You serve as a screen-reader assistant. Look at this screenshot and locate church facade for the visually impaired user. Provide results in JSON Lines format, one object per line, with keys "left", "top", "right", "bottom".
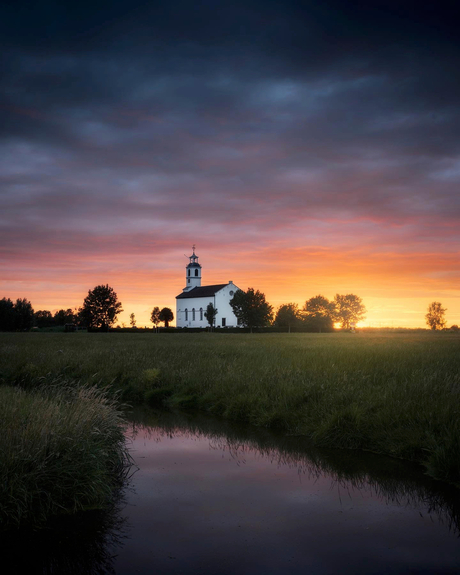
{"left": 176, "top": 247, "right": 241, "bottom": 328}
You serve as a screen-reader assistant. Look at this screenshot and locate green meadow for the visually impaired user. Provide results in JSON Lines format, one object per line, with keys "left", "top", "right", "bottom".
{"left": 1, "top": 330, "right": 460, "bottom": 527}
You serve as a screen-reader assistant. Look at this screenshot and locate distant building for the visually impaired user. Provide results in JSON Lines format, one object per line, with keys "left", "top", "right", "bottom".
{"left": 175, "top": 247, "right": 241, "bottom": 328}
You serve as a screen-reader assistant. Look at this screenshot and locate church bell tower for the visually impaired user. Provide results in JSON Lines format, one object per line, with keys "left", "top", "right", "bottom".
{"left": 183, "top": 245, "right": 202, "bottom": 292}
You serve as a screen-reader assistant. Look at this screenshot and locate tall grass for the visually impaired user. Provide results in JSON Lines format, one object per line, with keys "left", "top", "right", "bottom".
{"left": 1, "top": 331, "right": 459, "bottom": 486}
{"left": 0, "top": 380, "right": 131, "bottom": 529}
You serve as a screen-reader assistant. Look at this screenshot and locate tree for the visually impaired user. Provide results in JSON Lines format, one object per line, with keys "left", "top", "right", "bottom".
{"left": 0, "top": 298, "right": 16, "bottom": 331}
{"left": 230, "top": 288, "right": 273, "bottom": 331}
{"left": 159, "top": 307, "right": 174, "bottom": 327}
{"left": 274, "top": 303, "right": 301, "bottom": 329}
{"left": 130, "top": 313, "right": 136, "bottom": 328}
{"left": 79, "top": 285, "right": 123, "bottom": 331}
{"left": 14, "top": 298, "right": 35, "bottom": 331}
{"left": 34, "top": 310, "right": 54, "bottom": 329}
{"left": 150, "top": 307, "right": 161, "bottom": 329}
{"left": 204, "top": 303, "right": 218, "bottom": 328}
{"left": 425, "top": 302, "right": 447, "bottom": 330}
{"left": 333, "top": 294, "right": 366, "bottom": 329}
{"left": 303, "top": 295, "right": 335, "bottom": 332}
{"left": 54, "top": 308, "right": 77, "bottom": 326}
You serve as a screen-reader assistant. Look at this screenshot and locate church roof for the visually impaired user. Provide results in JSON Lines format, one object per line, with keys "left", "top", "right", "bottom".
{"left": 176, "top": 284, "right": 228, "bottom": 299}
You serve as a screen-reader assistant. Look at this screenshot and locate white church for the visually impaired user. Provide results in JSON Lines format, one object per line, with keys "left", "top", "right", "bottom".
{"left": 176, "top": 247, "right": 241, "bottom": 328}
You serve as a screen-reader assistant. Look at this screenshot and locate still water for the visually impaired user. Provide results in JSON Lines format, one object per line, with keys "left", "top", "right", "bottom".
{"left": 4, "top": 408, "right": 460, "bottom": 574}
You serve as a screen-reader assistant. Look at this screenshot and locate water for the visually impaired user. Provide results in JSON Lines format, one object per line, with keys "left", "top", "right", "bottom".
{"left": 4, "top": 408, "right": 460, "bottom": 574}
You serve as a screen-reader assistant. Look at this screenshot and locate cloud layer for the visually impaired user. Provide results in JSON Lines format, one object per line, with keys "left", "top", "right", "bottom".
{"left": 1, "top": 1, "right": 459, "bottom": 325}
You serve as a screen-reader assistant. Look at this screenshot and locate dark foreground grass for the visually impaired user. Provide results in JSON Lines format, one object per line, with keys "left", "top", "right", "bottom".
{"left": 0, "top": 381, "right": 131, "bottom": 529}
{"left": 1, "top": 331, "right": 460, "bottom": 486}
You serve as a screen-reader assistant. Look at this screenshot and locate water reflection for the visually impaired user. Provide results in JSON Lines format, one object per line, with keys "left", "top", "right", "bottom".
{"left": 128, "top": 407, "right": 460, "bottom": 539}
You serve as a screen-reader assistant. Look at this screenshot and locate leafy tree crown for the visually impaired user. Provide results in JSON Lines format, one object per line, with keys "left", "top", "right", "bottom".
{"left": 274, "top": 303, "right": 300, "bottom": 327}
{"left": 425, "top": 302, "right": 447, "bottom": 330}
{"left": 150, "top": 306, "right": 161, "bottom": 326}
{"left": 79, "top": 284, "right": 123, "bottom": 330}
{"left": 230, "top": 288, "right": 273, "bottom": 330}
{"left": 333, "top": 294, "right": 366, "bottom": 329}
{"left": 159, "top": 307, "right": 174, "bottom": 327}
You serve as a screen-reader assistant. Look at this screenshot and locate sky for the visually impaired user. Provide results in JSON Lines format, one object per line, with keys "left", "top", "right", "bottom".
{"left": 1, "top": 0, "right": 459, "bottom": 327}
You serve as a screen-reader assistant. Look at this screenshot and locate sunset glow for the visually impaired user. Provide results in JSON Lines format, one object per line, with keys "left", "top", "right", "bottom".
{"left": 1, "top": 2, "right": 459, "bottom": 328}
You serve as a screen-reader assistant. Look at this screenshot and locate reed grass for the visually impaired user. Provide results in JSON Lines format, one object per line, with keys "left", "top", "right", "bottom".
{"left": 0, "top": 379, "right": 131, "bottom": 529}
{"left": 1, "top": 331, "right": 459, "bottom": 486}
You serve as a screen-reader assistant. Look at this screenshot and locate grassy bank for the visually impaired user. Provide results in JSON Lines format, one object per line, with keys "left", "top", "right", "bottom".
{"left": 0, "top": 381, "right": 131, "bottom": 529}
{"left": 1, "top": 331, "right": 460, "bottom": 486}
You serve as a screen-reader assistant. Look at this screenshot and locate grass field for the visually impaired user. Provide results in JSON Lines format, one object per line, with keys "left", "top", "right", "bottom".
{"left": 1, "top": 331, "right": 460, "bottom": 487}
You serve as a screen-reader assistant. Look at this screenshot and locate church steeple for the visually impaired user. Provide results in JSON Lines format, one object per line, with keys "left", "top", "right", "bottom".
{"left": 183, "top": 244, "right": 202, "bottom": 291}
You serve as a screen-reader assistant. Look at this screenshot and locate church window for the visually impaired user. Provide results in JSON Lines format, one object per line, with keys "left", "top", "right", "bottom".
{"left": 192, "top": 308, "right": 195, "bottom": 321}
{"left": 188, "top": 269, "right": 190, "bottom": 276}
{"left": 185, "top": 309, "right": 188, "bottom": 321}
{"left": 195, "top": 269, "right": 199, "bottom": 277}
{"left": 200, "top": 307, "right": 203, "bottom": 321}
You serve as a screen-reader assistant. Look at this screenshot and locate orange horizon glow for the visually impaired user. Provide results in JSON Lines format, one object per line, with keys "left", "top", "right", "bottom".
{"left": 2, "top": 244, "right": 459, "bottom": 329}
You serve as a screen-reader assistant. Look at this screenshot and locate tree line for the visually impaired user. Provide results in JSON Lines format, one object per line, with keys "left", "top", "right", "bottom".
{"left": 0, "top": 286, "right": 175, "bottom": 332}
{"left": 274, "top": 294, "right": 366, "bottom": 332}
{"left": 0, "top": 297, "right": 81, "bottom": 331}
{"left": 232, "top": 292, "right": 457, "bottom": 332}
{"left": 0, "top": 284, "right": 456, "bottom": 332}
{"left": 229, "top": 290, "right": 366, "bottom": 332}
{"left": 0, "top": 298, "right": 37, "bottom": 331}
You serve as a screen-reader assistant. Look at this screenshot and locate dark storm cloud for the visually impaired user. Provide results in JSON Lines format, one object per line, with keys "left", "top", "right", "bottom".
{"left": 3, "top": 1, "right": 458, "bottom": 62}
{"left": 1, "top": 0, "right": 460, "bottom": 263}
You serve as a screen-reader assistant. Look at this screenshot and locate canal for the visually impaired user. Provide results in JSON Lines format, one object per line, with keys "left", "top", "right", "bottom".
{"left": 5, "top": 407, "right": 460, "bottom": 573}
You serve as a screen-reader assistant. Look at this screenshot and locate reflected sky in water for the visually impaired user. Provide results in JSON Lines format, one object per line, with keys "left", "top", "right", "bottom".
{"left": 112, "top": 410, "right": 460, "bottom": 574}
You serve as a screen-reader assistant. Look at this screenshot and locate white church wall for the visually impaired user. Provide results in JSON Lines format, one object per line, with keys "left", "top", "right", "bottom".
{"left": 176, "top": 282, "right": 241, "bottom": 328}
{"left": 214, "top": 282, "right": 239, "bottom": 327}
{"left": 176, "top": 297, "right": 213, "bottom": 328}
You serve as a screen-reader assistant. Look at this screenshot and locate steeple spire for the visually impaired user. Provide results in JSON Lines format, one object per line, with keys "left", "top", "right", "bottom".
{"left": 189, "top": 245, "right": 198, "bottom": 264}
{"left": 183, "top": 245, "right": 202, "bottom": 291}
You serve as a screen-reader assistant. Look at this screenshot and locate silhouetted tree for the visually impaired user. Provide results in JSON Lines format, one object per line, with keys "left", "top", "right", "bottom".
{"left": 150, "top": 307, "right": 161, "bottom": 330}
{"left": 79, "top": 285, "right": 123, "bottom": 331}
{"left": 0, "top": 298, "right": 16, "bottom": 331}
{"left": 159, "top": 307, "right": 174, "bottom": 327}
{"left": 230, "top": 288, "right": 273, "bottom": 332}
{"left": 204, "top": 303, "right": 218, "bottom": 328}
{"left": 426, "top": 302, "right": 447, "bottom": 330}
{"left": 274, "top": 303, "right": 301, "bottom": 329}
{"left": 34, "top": 310, "right": 54, "bottom": 329}
{"left": 333, "top": 294, "right": 366, "bottom": 329}
{"left": 54, "top": 309, "right": 77, "bottom": 326}
{"left": 129, "top": 313, "right": 136, "bottom": 328}
{"left": 303, "top": 295, "right": 335, "bottom": 332}
{"left": 13, "top": 298, "right": 35, "bottom": 331}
